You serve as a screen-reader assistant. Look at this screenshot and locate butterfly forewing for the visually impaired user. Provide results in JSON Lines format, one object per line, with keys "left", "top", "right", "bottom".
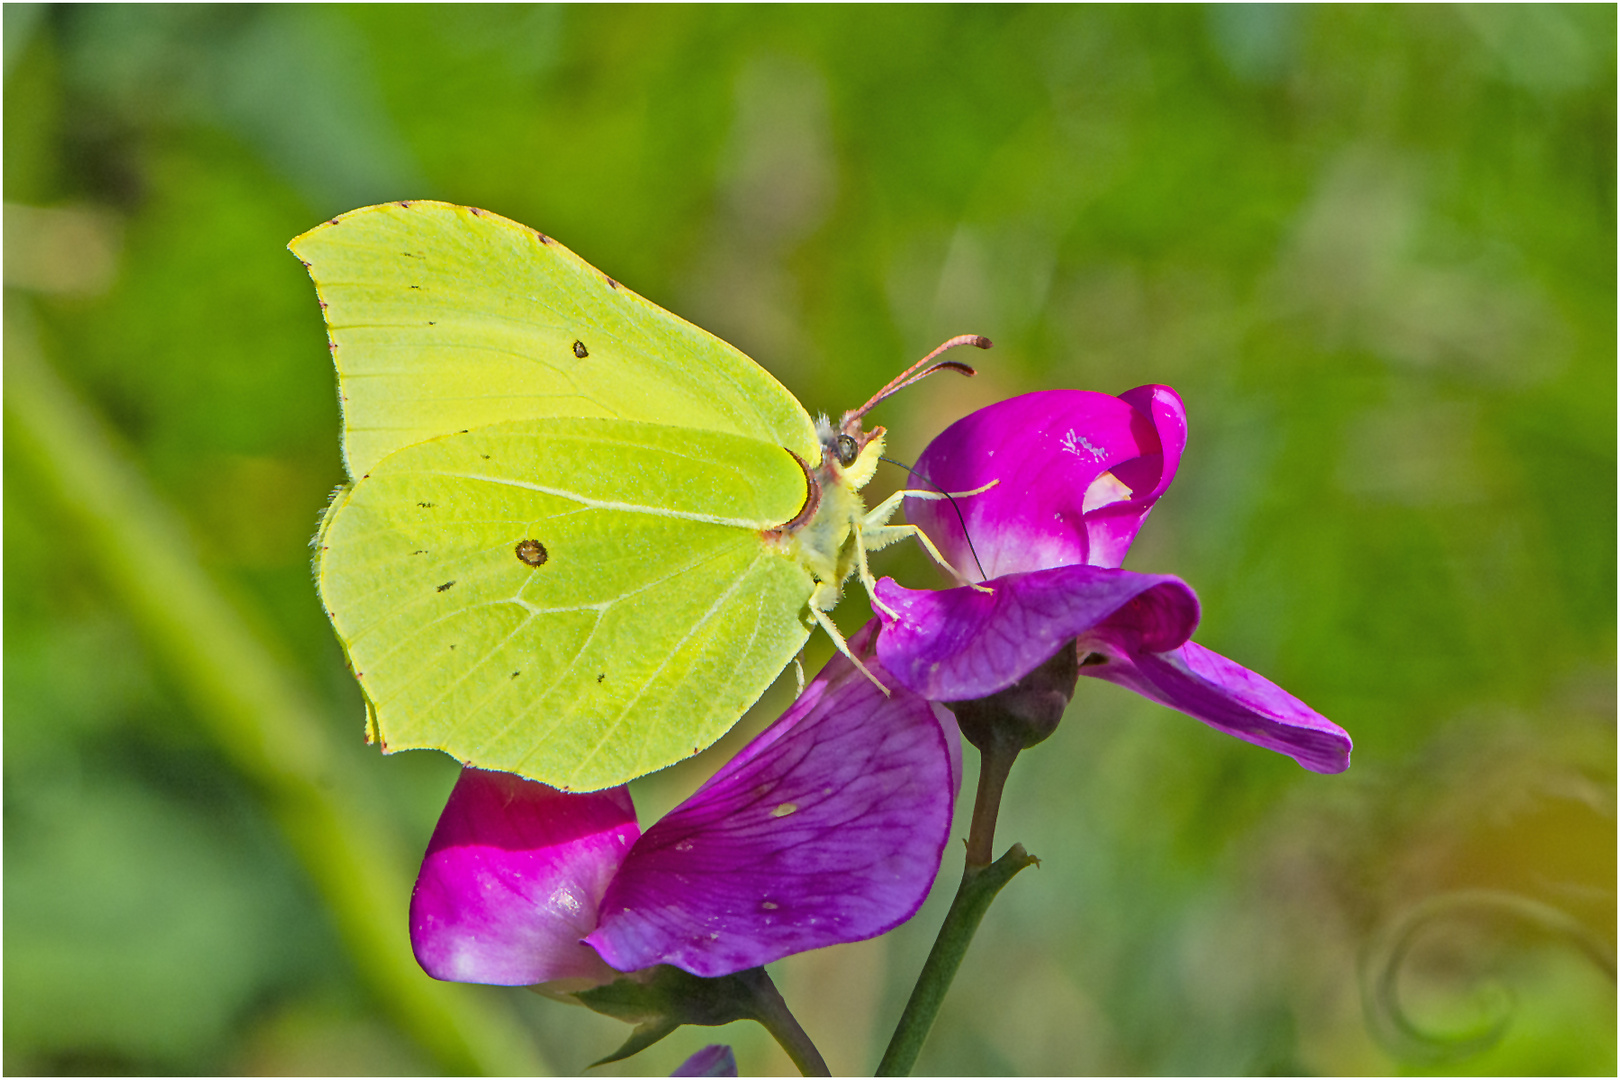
{"left": 317, "top": 417, "right": 817, "bottom": 791}
{"left": 290, "top": 201, "right": 820, "bottom": 479}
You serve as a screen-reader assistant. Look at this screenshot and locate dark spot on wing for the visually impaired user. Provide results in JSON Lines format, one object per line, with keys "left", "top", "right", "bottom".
{"left": 604, "top": 276, "right": 619, "bottom": 289}
{"left": 397, "top": 200, "right": 412, "bottom": 208}
{"left": 573, "top": 340, "right": 589, "bottom": 358}
{"left": 418, "top": 501, "right": 434, "bottom": 508}
{"left": 427, "top": 320, "right": 436, "bottom": 325}
{"left": 511, "top": 670, "right": 520, "bottom": 679}
{"left": 516, "top": 539, "right": 548, "bottom": 567}
{"left": 596, "top": 673, "right": 605, "bottom": 684}
{"left": 402, "top": 250, "right": 424, "bottom": 258}
{"left": 411, "top": 549, "right": 427, "bottom": 555}
{"left": 470, "top": 207, "right": 486, "bottom": 217}
{"left": 437, "top": 581, "right": 455, "bottom": 592}
{"left": 409, "top": 284, "right": 421, "bottom": 290}
{"left": 480, "top": 453, "right": 491, "bottom": 460}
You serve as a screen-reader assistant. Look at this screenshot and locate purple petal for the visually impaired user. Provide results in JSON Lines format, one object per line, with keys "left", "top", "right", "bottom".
{"left": 672, "top": 1045, "right": 738, "bottom": 1077}
{"left": 1077, "top": 636, "right": 1352, "bottom": 774}
{"left": 586, "top": 623, "right": 959, "bottom": 978}
{"left": 874, "top": 567, "right": 1200, "bottom": 701}
{"left": 906, "top": 386, "right": 1187, "bottom": 577}
{"left": 410, "top": 767, "right": 639, "bottom": 986}
{"left": 935, "top": 699, "right": 965, "bottom": 798}
{"left": 1092, "top": 385, "right": 1188, "bottom": 568}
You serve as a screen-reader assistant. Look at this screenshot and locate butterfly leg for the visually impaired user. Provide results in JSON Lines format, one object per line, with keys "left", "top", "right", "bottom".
{"left": 848, "top": 520, "right": 917, "bottom": 618}
{"left": 809, "top": 605, "right": 889, "bottom": 695}
{"left": 857, "top": 520, "right": 993, "bottom": 620}
{"left": 856, "top": 488, "right": 994, "bottom": 598}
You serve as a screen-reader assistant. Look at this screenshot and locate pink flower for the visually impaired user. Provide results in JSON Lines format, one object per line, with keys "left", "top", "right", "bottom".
{"left": 408, "top": 624, "right": 962, "bottom": 986}
{"left": 875, "top": 387, "right": 1351, "bottom": 773}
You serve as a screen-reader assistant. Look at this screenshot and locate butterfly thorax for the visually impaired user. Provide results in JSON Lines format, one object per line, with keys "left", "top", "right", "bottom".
{"left": 769, "top": 417, "right": 885, "bottom": 613}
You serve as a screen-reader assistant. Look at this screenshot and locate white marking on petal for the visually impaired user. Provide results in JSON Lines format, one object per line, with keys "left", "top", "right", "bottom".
{"left": 549, "top": 885, "right": 583, "bottom": 917}
{"left": 1060, "top": 428, "right": 1107, "bottom": 461}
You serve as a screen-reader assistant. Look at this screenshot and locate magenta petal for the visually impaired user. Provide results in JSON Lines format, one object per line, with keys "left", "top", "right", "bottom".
{"left": 874, "top": 567, "right": 1200, "bottom": 701}
{"left": 1079, "top": 636, "right": 1353, "bottom": 774}
{"left": 1087, "top": 385, "right": 1189, "bottom": 568}
{"left": 585, "top": 623, "right": 959, "bottom": 978}
{"left": 935, "top": 700, "right": 965, "bottom": 797}
{"left": 672, "top": 1045, "right": 738, "bottom": 1077}
{"left": 906, "top": 387, "right": 1186, "bottom": 577}
{"left": 410, "top": 767, "right": 640, "bottom": 986}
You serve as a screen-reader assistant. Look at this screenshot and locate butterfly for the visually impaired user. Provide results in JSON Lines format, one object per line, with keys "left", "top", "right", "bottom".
{"left": 291, "top": 201, "right": 984, "bottom": 791}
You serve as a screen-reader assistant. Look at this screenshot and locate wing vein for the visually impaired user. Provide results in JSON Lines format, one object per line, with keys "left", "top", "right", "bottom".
{"left": 421, "top": 470, "right": 774, "bottom": 528}
{"left": 554, "top": 549, "right": 784, "bottom": 784}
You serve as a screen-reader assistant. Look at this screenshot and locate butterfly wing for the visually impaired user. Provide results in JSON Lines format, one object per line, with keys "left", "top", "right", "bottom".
{"left": 289, "top": 200, "right": 821, "bottom": 479}
{"left": 317, "top": 417, "right": 815, "bottom": 792}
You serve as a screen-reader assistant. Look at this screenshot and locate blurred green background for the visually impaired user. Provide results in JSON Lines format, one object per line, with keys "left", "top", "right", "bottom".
{"left": 5, "top": 4, "right": 1614, "bottom": 1075}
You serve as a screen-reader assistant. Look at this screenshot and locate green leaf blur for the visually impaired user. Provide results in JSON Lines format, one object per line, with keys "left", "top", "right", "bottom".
{"left": 5, "top": 5, "right": 1613, "bottom": 1075}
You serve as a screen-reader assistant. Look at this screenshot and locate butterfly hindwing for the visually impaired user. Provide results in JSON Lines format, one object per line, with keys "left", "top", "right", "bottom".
{"left": 317, "top": 416, "right": 816, "bottom": 791}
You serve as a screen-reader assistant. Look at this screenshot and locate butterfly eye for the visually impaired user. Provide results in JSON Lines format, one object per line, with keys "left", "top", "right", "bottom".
{"left": 835, "top": 433, "right": 859, "bottom": 466}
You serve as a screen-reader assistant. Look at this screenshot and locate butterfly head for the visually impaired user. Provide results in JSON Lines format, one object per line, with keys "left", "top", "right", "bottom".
{"left": 816, "top": 413, "right": 886, "bottom": 491}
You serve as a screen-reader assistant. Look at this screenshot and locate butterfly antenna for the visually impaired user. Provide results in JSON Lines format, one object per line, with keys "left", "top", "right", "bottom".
{"left": 847, "top": 335, "right": 990, "bottom": 423}
{"left": 878, "top": 455, "right": 989, "bottom": 582}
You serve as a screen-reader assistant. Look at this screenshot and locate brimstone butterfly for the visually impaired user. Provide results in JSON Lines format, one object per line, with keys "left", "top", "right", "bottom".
{"left": 291, "top": 201, "right": 983, "bottom": 792}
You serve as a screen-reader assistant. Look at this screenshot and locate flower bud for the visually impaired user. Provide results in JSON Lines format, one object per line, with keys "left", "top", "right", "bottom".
{"left": 948, "top": 642, "right": 1081, "bottom": 753}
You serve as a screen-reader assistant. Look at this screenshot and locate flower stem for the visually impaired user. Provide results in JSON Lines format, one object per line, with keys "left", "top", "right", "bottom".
{"left": 964, "top": 729, "right": 1022, "bottom": 868}
{"left": 876, "top": 735, "right": 1036, "bottom": 1076}
{"left": 739, "top": 968, "right": 831, "bottom": 1076}
{"left": 876, "top": 845, "right": 1037, "bottom": 1076}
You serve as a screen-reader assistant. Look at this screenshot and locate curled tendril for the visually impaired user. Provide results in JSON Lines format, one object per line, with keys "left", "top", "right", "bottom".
{"left": 1361, "top": 888, "right": 1617, "bottom": 1064}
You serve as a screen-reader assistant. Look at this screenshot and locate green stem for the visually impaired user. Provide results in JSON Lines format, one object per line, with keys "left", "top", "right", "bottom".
{"left": 3, "top": 301, "right": 547, "bottom": 1075}
{"left": 877, "top": 735, "right": 1036, "bottom": 1076}
{"left": 964, "top": 730, "right": 1022, "bottom": 869}
{"left": 876, "top": 847, "right": 1038, "bottom": 1076}
{"left": 739, "top": 968, "right": 832, "bottom": 1077}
